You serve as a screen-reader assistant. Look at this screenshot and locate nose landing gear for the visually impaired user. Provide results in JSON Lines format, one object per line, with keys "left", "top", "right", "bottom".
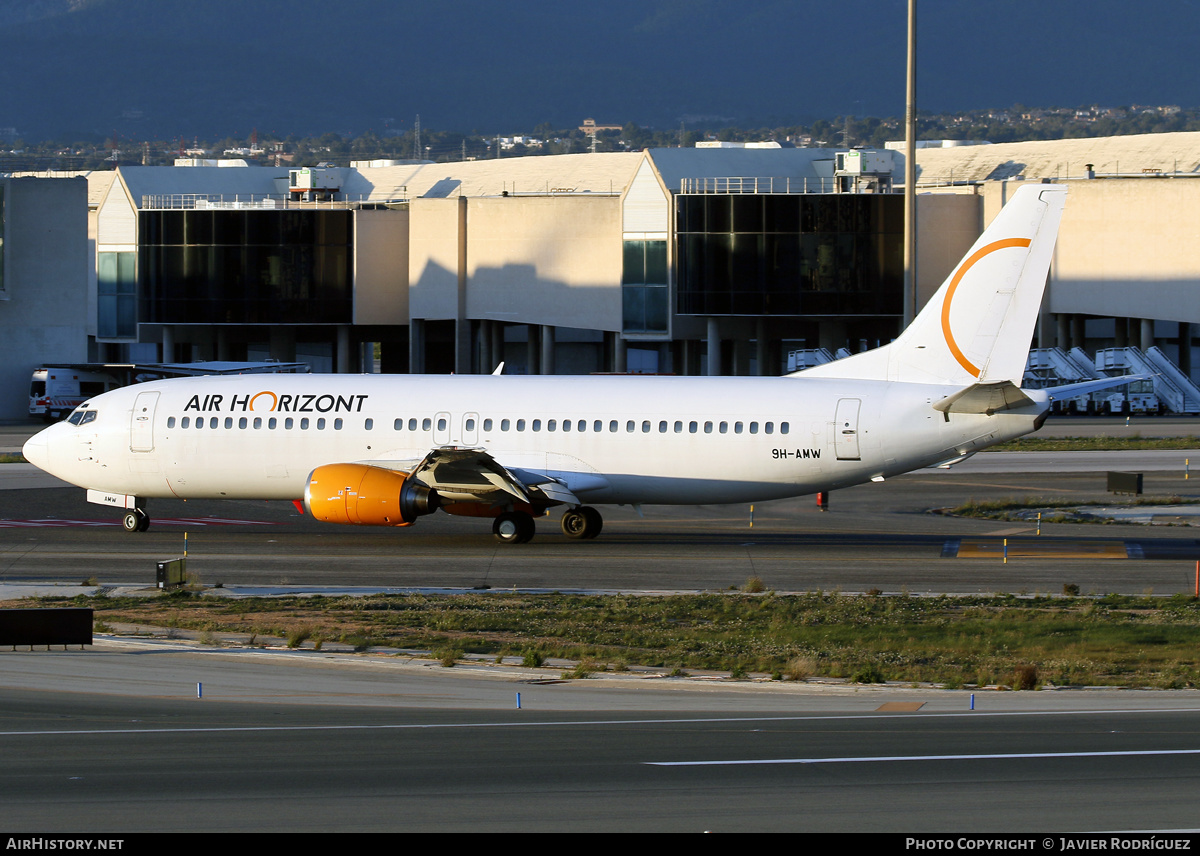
{"left": 122, "top": 508, "right": 150, "bottom": 532}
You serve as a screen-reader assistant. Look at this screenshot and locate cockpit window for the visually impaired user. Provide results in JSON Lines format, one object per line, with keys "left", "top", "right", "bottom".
{"left": 67, "top": 407, "right": 96, "bottom": 426}
{"left": 79, "top": 410, "right": 97, "bottom": 425}
{"left": 66, "top": 409, "right": 84, "bottom": 425}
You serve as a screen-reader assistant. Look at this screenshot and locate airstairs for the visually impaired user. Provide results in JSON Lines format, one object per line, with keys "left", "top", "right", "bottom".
{"left": 784, "top": 348, "right": 834, "bottom": 372}
{"left": 1096, "top": 346, "right": 1200, "bottom": 414}
{"left": 1026, "top": 348, "right": 1096, "bottom": 386}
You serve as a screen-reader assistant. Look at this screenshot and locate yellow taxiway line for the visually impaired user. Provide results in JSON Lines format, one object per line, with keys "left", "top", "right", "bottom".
{"left": 949, "top": 539, "right": 1130, "bottom": 559}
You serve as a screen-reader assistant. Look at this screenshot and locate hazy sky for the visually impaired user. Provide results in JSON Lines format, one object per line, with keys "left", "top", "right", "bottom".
{"left": 1, "top": 0, "right": 1197, "bottom": 139}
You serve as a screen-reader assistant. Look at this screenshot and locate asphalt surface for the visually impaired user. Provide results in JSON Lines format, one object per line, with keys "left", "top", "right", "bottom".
{"left": 5, "top": 457, "right": 1200, "bottom": 595}
{"left": 4, "top": 640, "right": 1200, "bottom": 833}
{"left": 5, "top": 416, "right": 1200, "bottom": 833}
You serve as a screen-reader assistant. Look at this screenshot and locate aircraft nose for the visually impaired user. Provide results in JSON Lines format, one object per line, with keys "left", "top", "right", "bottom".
{"left": 22, "top": 431, "right": 49, "bottom": 472}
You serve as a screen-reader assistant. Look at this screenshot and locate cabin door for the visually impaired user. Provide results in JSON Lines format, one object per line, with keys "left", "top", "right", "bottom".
{"left": 834, "top": 398, "right": 861, "bottom": 461}
{"left": 433, "top": 411, "right": 451, "bottom": 445}
{"left": 130, "top": 391, "right": 160, "bottom": 452}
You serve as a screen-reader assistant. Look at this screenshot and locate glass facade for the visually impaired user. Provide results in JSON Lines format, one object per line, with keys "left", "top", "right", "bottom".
{"left": 139, "top": 209, "right": 353, "bottom": 324}
{"left": 675, "top": 193, "right": 903, "bottom": 316}
{"left": 622, "top": 239, "right": 668, "bottom": 333}
{"left": 97, "top": 251, "right": 137, "bottom": 338}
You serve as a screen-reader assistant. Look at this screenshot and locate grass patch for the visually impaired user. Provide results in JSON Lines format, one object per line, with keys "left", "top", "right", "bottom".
{"left": 948, "top": 494, "right": 1200, "bottom": 522}
{"left": 0, "top": 453, "right": 27, "bottom": 464}
{"left": 989, "top": 435, "right": 1200, "bottom": 452}
{"left": 950, "top": 496, "right": 1082, "bottom": 518}
{"left": 286, "top": 626, "right": 313, "bottom": 648}
{"left": 562, "top": 660, "right": 599, "bottom": 680}
{"left": 1012, "top": 664, "right": 1039, "bottom": 691}
{"left": 16, "top": 590, "right": 1200, "bottom": 689}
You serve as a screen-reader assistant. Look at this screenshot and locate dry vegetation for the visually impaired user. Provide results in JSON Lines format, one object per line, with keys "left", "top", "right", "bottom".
{"left": 17, "top": 589, "right": 1200, "bottom": 689}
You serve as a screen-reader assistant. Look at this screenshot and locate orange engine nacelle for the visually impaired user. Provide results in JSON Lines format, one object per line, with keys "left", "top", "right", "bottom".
{"left": 304, "top": 463, "right": 438, "bottom": 527}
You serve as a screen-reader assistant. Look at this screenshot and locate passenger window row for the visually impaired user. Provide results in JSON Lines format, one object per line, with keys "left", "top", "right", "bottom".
{"left": 390, "top": 417, "right": 790, "bottom": 435}
{"left": 167, "top": 416, "right": 347, "bottom": 431}
{"left": 165, "top": 414, "right": 790, "bottom": 436}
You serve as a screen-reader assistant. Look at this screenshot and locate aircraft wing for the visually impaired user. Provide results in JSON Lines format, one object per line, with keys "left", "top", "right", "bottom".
{"left": 403, "top": 448, "right": 581, "bottom": 508}
{"left": 406, "top": 448, "right": 532, "bottom": 503}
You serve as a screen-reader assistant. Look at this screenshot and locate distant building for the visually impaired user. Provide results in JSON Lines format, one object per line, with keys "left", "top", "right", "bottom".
{"left": 694, "top": 141, "right": 785, "bottom": 149}
{"left": 0, "top": 177, "right": 88, "bottom": 420}
{"left": 92, "top": 164, "right": 408, "bottom": 373}
{"left": 78, "top": 147, "right": 926, "bottom": 378}
{"left": 579, "top": 119, "right": 622, "bottom": 136}
{"left": 5, "top": 130, "right": 1200, "bottom": 412}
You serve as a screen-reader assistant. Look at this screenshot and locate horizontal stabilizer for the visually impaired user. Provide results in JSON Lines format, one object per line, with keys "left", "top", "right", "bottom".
{"left": 1045, "top": 374, "right": 1152, "bottom": 401}
{"left": 933, "top": 381, "right": 1035, "bottom": 414}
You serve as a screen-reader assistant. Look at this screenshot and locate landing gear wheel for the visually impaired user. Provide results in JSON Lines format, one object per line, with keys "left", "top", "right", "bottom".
{"left": 580, "top": 506, "right": 602, "bottom": 539}
{"left": 493, "top": 511, "right": 535, "bottom": 544}
{"left": 561, "top": 506, "right": 603, "bottom": 539}
{"left": 122, "top": 509, "right": 150, "bottom": 533}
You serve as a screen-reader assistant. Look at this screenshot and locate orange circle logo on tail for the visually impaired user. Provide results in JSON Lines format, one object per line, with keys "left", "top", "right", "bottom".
{"left": 940, "top": 238, "right": 1032, "bottom": 378}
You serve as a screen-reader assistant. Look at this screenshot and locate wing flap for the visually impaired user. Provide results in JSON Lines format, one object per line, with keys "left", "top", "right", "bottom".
{"left": 410, "top": 448, "right": 531, "bottom": 503}
{"left": 531, "top": 481, "right": 581, "bottom": 506}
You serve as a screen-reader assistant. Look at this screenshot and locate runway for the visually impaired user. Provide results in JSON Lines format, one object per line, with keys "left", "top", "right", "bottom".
{"left": 3, "top": 639, "right": 1200, "bottom": 833}
{"left": 5, "top": 459, "right": 1200, "bottom": 594}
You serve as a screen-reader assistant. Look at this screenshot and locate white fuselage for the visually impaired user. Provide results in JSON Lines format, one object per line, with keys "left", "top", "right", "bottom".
{"left": 24, "top": 372, "right": 1047, "bottom": 507}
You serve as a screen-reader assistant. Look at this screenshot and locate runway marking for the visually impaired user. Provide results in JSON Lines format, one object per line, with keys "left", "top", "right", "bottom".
{"left": 0, "top": 517, "right": 283, "bottom": 528}
{"left": 945, "top": 538, "right": 1130, "bottom": 559}
{"left": 647, "top": 748, "right": 1200, "bottom": 767}
{"left": 876, "top": 702, "right": 924, "bottom": 712}
{"left": 2, "top": 707, "right": 1200, "bottom": 739}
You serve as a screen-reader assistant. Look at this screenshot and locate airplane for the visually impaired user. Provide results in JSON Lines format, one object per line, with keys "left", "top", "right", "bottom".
{"left": 24, "top": 184, "right": 1090, "bottom": 544}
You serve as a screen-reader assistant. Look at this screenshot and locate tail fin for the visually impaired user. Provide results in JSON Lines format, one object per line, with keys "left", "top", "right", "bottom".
{"left": 799, "top": 184, "right": 1067, "bottom": 386}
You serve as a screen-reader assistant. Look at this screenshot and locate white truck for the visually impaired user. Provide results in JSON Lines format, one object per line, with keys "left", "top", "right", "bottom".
{"left": 29, "top": 366, "right": 122, "bottom": 421}
{"left": 29, "top": 361, "right": 310, "bottom": 421}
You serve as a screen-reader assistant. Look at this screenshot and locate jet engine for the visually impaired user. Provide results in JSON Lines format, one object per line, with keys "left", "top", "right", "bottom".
{"left": 304, "top": 463, "right": 438, "bottom": 526}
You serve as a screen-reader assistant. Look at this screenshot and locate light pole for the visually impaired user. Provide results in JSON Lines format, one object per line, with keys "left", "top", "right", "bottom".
{"left": 903, "top": 0, "right": 918, "bottom": 328}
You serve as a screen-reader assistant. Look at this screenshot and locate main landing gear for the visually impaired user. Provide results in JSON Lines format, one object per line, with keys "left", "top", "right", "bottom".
{"left": 490, "top": 506, "right": 605, "bottom": 543}
{"left": 493, "top": 511, "right": 535, "bottom": 544}
{"left": 122, "top": 508, "right": 150, "bottom": 533}
{"left": 560, "top": 506, "right": 603, "bottom": 540}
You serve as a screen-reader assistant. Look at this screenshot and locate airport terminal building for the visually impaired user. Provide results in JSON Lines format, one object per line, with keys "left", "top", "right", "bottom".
{"left": 4, "top": 132, "right": 1200, "bottom": 419}
{"left": 81, "top": 147, "right": 980, "bottom": 380}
